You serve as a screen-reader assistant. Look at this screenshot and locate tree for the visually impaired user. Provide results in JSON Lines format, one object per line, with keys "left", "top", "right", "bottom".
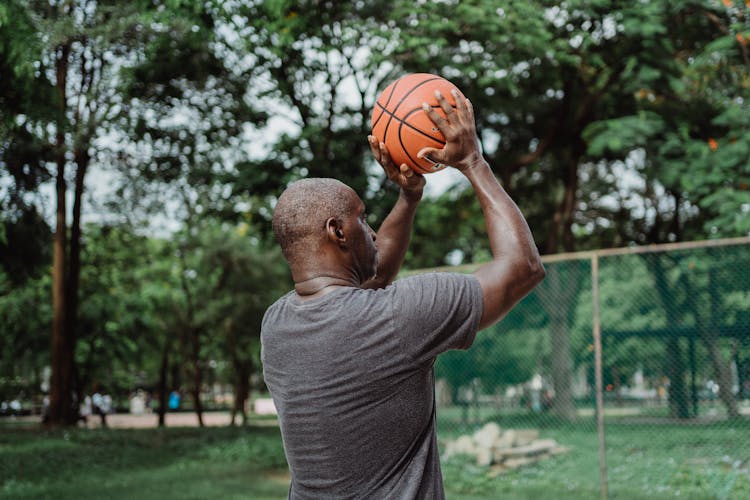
{"left": 389, "top": 0, "right": 749, "bottom": 420}
{"left": 582, "top": 1, "right": 749, "bottom": 417}
{"left": 0, "top": 273, "right": 52, "bottom": 407}
{"left": 0, "top": 0, "right": 236, "bottom": 425}
{"left": 73, "top": 225, "right": 163, "bottom": 421}
{"left": 199, "top": 225, "right": 290, "bottom": 425}
{"left": 233, "top": 0, "right": 407, "bottom": 231}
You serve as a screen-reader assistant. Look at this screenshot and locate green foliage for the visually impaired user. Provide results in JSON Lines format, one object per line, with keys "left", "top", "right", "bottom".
{"left": 74, "top": 225, "right": 160, "bottom": 394}
{"left": 233, "top": 0, "right": 402, "bottom": 230}
{"left": 171, "top": 221, "right": 291, "bottom": 392}
{"left": 0, "top": 274, "right": 51, "bottom": 400}
{"left": 584, "top": 112, "right": 665, "bottom": 157}
{"left": 0, "top": 207, "right": 50, "bottom": 285}
{"left": 435, "top": 242, "right": 750, "bottom": 407}
{"left": 1, "top": 0, "right": 748, "bottom": 437}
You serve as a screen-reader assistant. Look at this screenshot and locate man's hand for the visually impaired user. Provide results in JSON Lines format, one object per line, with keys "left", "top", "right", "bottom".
{"left": 415, "top": 90, "right": 545, "bottom": 330}
{"left": 368, "top": 135, "right": 425, "bottom": 201}
{"left": 417, "top": 89, "right": 484, "bottom": 172}
{"left": 361, "top": 135, "right": 424, "bottom": 289}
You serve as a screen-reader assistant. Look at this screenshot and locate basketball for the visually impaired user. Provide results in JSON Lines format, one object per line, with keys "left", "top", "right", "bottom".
{"left": 371, "top": 73, "right": 461, "bottom": 174}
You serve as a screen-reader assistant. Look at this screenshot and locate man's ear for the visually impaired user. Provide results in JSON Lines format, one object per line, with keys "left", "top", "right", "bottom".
{"left": 326, "top": 217, "right": 346, "bottom": 247}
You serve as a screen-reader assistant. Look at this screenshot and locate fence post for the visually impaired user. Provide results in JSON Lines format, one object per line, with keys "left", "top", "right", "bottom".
{"left": 592, "top": 253, "right": 608, "bottom": 500}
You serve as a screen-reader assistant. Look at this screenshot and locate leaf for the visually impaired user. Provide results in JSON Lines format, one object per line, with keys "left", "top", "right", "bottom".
{"left": 583, "top": 113, "right": 665, "bottom": 156}
{"left": 712, "top": 106, "right": 750, "bottom": 127}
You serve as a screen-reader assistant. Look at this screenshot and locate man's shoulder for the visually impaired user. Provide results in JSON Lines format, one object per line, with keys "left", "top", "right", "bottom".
{"left": 389, "top": 271, "right": 483, "bottom": 319}
{"left": 392, "top": 271, "right": 479, "bottom": 290}
{"left": 261, "top": 290, "right": 295, "bottom": 325}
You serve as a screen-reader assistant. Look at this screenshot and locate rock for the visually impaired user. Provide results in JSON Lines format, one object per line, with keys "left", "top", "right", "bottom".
{"left": 473, "top": 422, "right": 501, "bottom": 447}
{"left": 493, "top": 446, "right": 513, "bottom": 463}
{"left": 513, "top": 429, "right": 540, "bottom": 446}
{"left": 476, "top": 446, "right": 493, "bottom": 467}
{"left": 500, "top": 439, "right": 558, "bottom": 459}
{"left": 550, "top": 445, "right": 570, "bottom": 456}
{"left": 494, "top": 429, "right": 516, "bottom": 449}
{"left": 444, "top": 435, "right": 476, "bottom": 459}
{"left": 447, "top": 427, "right": 568, "bottom": 470}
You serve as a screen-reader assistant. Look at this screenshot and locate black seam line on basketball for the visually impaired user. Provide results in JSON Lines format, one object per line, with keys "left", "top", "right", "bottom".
{"left": 374, "top": 102, "right": 454, "bottom": 140}
{"left": 399, "top": 106, "right": 448, "bottom": 144}
{"left": 373, "top": 77, "right": 403, "bottom": 142}
{"left": 372, "top": 79, "right": 400, "bottom": 130}
{"left": 382, "top": 76, "right": 443, "bottom": 148}
{"left": 398, "top": 111, "right": 446, "bottom": 170}
{"left": 375, "top": 76, "right": 406, "bottom": 135}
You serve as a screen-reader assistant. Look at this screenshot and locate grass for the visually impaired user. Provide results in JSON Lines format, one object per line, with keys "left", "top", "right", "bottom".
{"left": 1, "top": 416, "right": 749, "bottom": 499}
{"left": 0, "top": 424, "right": 290, "bottom": 499}
{"left": 440, "top": 415, "right": 750, "bottom": 500}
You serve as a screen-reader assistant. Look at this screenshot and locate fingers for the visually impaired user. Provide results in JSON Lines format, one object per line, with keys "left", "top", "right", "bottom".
{"left": 462, "top": 94, "right": 475, "bottom": 122}
{"left": 421, "top": 102, "right": 450, "bottom": 136}
{"left": 417, "top": 146, "right": 444, "bottom": 165}
{"left": 452, "top": 89, "right": 471, "bottom": 123}
{"left": 422, "top": 89, "right": 469, "bottom": 136}
{"left": 368, "top": 135, "right": 400, "bottom": 177}
{"left": 435, "top": 90, "right": 457, "bottom": 120}
{"left": 369, "top": 135, "right": 424, "bottom": 190}
{"left": 368, "top": 135, "right": 381, "bottom": 162}
{"left": 400, "top": 164, "right": 426, "bottom": 191}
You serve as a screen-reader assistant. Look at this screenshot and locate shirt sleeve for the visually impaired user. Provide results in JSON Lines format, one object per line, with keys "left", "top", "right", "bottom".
{"left": 390, "top": 272, "right": 484, "bottom": 366}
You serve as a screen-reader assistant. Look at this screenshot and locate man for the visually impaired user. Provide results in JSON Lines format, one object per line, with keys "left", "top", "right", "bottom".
{"left": 262, "top": 89, "right": 545, "bottom": 499}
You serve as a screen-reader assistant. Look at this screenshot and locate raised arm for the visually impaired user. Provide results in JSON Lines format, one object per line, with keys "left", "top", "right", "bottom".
{"left": 361, "top": 135, "right": 425, "bottom": 289}
{"left": 418, "top": 90, "right": 545, "bottom": 330}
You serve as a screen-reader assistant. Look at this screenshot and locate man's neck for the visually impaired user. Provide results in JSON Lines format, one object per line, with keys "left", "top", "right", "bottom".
{"left": 294, "top": 275, "right": 356, "bottom": 300}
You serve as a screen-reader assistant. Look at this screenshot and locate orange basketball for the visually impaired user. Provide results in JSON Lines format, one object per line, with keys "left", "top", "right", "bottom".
{"left": 371, "top": 73, "right": 461, "bottom": 174}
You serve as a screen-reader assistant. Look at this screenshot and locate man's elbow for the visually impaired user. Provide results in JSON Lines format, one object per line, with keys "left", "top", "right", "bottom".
{"left": 525, "top": 257, "right": 546, "bottom": 289}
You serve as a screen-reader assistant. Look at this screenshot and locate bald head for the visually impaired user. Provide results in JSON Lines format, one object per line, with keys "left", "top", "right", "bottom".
{"left": 273, "top": 178, "right": 357, "bottom": 262}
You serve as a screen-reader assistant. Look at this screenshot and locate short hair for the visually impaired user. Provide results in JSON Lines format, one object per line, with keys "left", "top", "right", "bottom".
{"left": 272, "top": 178, "right": 355, "bottom": 261}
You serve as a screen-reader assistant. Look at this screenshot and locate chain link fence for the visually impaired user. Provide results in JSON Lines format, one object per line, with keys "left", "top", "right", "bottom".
{"left": 430, "top": 237, "right": 750, "bottom": 498}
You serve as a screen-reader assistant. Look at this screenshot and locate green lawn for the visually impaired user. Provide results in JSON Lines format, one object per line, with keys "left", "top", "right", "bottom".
{"left": 1, "top": 417, "right": 749, "bottom": 499}
{"left": 0, "top": 424, "right": 290, "bottom": 499}
{"left": 441, "top": 417, "right": 750, "bottom": 500}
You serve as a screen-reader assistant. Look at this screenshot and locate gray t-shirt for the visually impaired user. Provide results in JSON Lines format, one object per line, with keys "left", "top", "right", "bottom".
{"left": 261, "top": 272, "right": 483, "bottom": 500}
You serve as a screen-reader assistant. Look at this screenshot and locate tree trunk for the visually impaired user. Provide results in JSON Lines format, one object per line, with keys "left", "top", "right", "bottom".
{"left": 65, "top": 148, "right": 89, "bottom": 355}
{"left": 232, "top": 362, "right": 251, "bottom": 426}
{"left": 157, "top": 338, "right": 170, "bottom": 427}
{"left": 535, "top": 147, "right": 582, "bottom": 422}
{"left": 647, "top": 254, "right": 691, "bottom": 418}
{"left": 176, "top": 244, "right": 204, "bottom": 427}
{"left": 549, "top": 311, "right": 577, "bottom": 420}
{"left": 669, "top": 259, "right": 738, "bottom": 417}
{"left": 186, "top": 322, "right": 204, "bottom": 428}
{"left": 48, "top": 42, "right": 77, "bottom": 426}
{"left": 701, "top": 267, "right": 738, "bottom": 417}
{"left": 226, "top": 320, "right": 251, "bottom": 427}
{"left": 190, "top": 344, "right": 204, "bottom": 428}
{"left": 64, "top": 149, "right": 89, "bottom": 421}
{"left": 706, "top": 340, "right": 738, "bottom": 417}
{"left": 537, "top": 265, "right": 579, "bottom": 420}
{"left": 559, "top": 156, "right": 578, "bottom": 253}
{"left": 664, "top": 336, "right": 690, "bottom": 418}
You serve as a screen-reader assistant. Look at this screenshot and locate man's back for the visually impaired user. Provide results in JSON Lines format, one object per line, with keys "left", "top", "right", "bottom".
{"left": 261, "top": 272, "right": 482, "bottom": 499}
